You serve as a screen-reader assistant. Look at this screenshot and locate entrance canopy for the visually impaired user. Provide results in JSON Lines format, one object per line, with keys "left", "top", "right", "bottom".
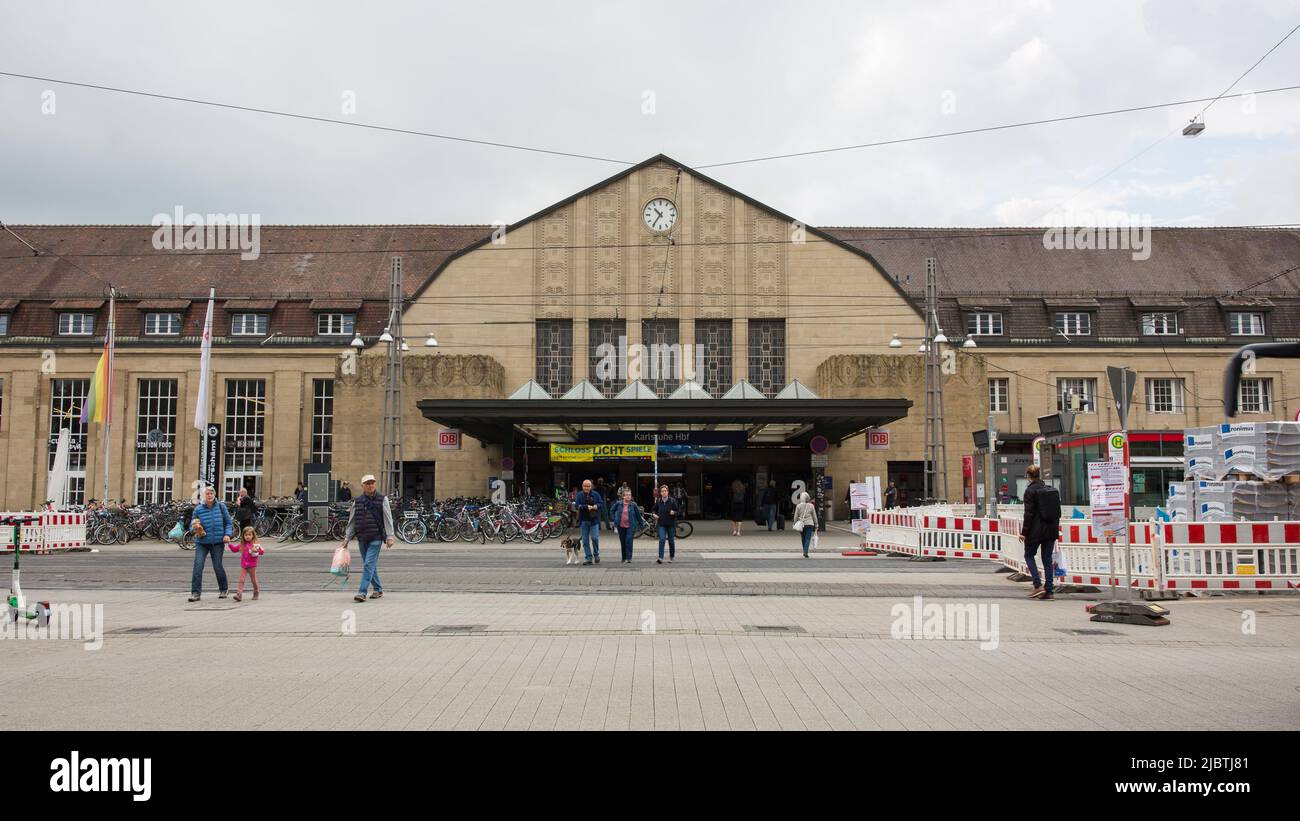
{"left": 417, "top": 385, "right": 911, "bottom": 447}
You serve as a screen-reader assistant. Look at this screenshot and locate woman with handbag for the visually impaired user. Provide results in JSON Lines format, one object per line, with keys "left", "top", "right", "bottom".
{"left": 793, "top": 491, "right": 817, "bottom": 558}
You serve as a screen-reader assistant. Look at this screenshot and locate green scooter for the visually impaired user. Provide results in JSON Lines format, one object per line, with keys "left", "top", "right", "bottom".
{"left": 5, "top": 515, "right": 51, "bottom": 627}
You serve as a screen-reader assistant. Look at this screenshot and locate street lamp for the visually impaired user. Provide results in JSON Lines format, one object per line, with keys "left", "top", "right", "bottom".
{"left": 400, "top": 338, "right": 410, "bottom": 352}
{"left": 889, "top": 334, "right": 902, "bottom": 348}
{"left": 425, "top": 333, "right": 439, "bottom": 347}
{"left": 349, "top": 332, "right": 365, "bottom": 348}
{"left": 378, "top": 327, "right": 394, "bottom": 344}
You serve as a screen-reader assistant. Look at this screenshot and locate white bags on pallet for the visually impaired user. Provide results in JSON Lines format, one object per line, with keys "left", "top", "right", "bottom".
{"left": 1168, "top": 478, "right": 1300, "bottom": 522}
{"left": 1182, "top": 422, "right": 1300, "bottom": 482}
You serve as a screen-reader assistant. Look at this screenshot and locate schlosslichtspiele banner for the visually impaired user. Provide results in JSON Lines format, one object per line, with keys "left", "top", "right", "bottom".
{"left": 549, "top": 444, "right": 656, "bottom": 462}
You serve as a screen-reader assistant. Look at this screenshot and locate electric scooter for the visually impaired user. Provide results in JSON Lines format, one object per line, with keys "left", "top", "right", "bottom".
{"left": 4, "top": 514, "right": 51, "bottom": 627}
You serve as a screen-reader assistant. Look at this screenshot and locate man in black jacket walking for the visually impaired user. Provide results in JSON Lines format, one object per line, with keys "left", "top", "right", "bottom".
{"left": 1019, "top": 464, "right": 1061, "bottom": 600}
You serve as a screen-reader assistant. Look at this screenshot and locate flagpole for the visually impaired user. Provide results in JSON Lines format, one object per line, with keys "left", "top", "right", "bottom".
{"left": 196, "top": 288, "right": 216, "bottom": 499}
{"left": 102, "top": 287, "right": 115, "bottom": 503}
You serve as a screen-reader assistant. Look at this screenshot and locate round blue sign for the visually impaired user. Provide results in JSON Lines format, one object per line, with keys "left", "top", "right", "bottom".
{"left": 810, "top": 435, "right": 829, "bottom": 454}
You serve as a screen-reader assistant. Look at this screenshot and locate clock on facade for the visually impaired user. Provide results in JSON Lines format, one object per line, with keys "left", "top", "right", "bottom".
{"left": 643, "top": 198, "right": 677, "bottom": 232}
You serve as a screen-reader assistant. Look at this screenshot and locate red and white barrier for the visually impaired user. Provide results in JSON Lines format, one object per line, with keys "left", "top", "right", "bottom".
{"left": 1159, "top": 522, "right": 1300, "bottom": 590}
{"left": 0, "top": 511, "right": 88, "bottom": 553}
{"left": 862, "top": 506, "right": 1300, "bottom": 593}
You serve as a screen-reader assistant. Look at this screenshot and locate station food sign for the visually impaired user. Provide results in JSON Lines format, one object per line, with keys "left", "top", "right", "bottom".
{"left": 549, "top": 443, "right": 655, "bottom": 462}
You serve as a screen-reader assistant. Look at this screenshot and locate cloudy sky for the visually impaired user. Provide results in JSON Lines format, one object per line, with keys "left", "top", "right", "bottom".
{"left": 1, "top": 0, "right": 1297, "bottom": 228}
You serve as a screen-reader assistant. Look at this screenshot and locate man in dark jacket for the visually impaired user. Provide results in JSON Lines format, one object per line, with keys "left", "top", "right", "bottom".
{"left": 342, "top": 474, "right": 394, "bottom": 602}
{"left": 1019, "top": 464, "right": 1062, "bottom": 600}
{"left": 234, "top": 487, "right": 256, "bottom": 532}
{"left": 188, "top": 486, "right": 234, "bottom": 602}
{"left": 575, "top": 479, "right": 605, "bottom": 565}
{"left": 885, "top": 481, "right": 898, "bottom": 510}
{"left": 338, "top": 481, "right": 352, "bottom": 502}
{"left": 761, "top": 480, "right": 778, "bottom": 531}
{"left": 653, "top": 484, "right": 681, "bottom": 563}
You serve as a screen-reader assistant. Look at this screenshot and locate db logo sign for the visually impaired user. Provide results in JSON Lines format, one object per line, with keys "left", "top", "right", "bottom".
{"left": 438, "top": 429, "right": 461, "bottom": 450}
{"left": 868, "top": 430, "right": 891, "bottom": 450}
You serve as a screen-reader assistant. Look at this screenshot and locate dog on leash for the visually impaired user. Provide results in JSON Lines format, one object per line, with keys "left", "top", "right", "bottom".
{"left": 561, "top": 537, "right": 581, "bottom": 565}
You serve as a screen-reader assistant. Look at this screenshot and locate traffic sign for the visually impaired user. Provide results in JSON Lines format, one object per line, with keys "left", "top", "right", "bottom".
{"left": 810, "top": 435, "right": 830, "bottom": 454}
{"left": 501, "top": 456, "right": 515, "bottom": 471}
{"left": 811, "top": 454, "right": 829, "bottom": 468}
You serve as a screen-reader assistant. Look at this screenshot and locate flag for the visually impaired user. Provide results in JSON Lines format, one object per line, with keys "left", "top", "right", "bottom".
{"left": 194, "top": 288, "right": 215, "bottom": 431}
{"left": 80, "top": 298, "right": 114, "bottom": 424}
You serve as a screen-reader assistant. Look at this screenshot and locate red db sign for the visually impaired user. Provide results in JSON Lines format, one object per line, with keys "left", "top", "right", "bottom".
{"left": 868, "top": 430, "right": 891, "bottom": 450}
{"left": 438, "top": 430, "right": 461, "bottom": 450}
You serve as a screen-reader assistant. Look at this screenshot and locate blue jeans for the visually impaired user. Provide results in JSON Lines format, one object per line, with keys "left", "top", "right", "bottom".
{"left": 766, "top": 504, "right": 777, "bottom": 530}
{"left": 191, "top": 541, "right": 228, "bottom": 595}
{"left": 1025, "top": 539, "right": 1055, "bottom": 593}
{"left": 618, "top": 526, "right": 635, "bottom": 561}
{"left": 358, "top": 540, "right": 384, "bottom": 595}
{"left": 657, "top": 524, "right": 676, "bottom": 559}
{"left": 800, "top": 525, "right": 814, "bottom": 555}
{"left": 580, "top": 520, "right": 601, "bottom": 562}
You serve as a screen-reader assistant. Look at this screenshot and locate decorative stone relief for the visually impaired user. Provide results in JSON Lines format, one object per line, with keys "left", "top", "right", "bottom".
{"left": 337, "top": 354, "right": 504, "bottom": 394}
{"left": 535, "top": 206, "right": 573, "bottom": 319}
{"left": 694, "top": 181, "right": 732, "bottom": 318}
{"left": 588, "top": 179, "right": 625, "bottom": 318}
{"left": 815, "top": 353, "right": 985, "bottom": 393}
{"left": 748, "top": 211, "right": 787, "bottom": 317}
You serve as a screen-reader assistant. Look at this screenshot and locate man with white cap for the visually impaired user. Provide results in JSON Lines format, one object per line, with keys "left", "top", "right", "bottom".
{"left": 341, "top": 474, "right": 394, "bottom": 602}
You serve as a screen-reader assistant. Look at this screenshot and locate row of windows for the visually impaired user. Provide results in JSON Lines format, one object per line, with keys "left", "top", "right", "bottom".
{"left": 987, "top": 376, "right": 1275, "bottom": 415}
{"left": 535, "top": 319, "right": 784, "bottom": 398}
{"left": 1, "top": 312, "right": 357, "bottom": 338}
{"left": 966, "top": 310, "right": 1270, "bottom": 338}
{"left": 45, "top": 377, "right": 335, "bottom": 505}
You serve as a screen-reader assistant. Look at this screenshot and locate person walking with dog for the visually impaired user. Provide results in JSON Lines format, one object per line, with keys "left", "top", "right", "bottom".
{"left": 1019, "top": 464, "right": 1062, "bottom": 600}
{"left": 188, "top": 485, "right": 234, "bottom": 602}
{"left": 575, "top": 479, "right": 605, "bottom": 565}
{"left": 341, "top": 474, "right": 394, "bottom": 602}
{"left": 610, "top": 488, "right": 645, "bottom": 564}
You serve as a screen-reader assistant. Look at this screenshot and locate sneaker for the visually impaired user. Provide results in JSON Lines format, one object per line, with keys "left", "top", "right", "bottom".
{"left": 656, "top": 559, "right": 663, "bottom": 564}
{"left": 188, "top": 593, "right": 200, "bottom": 602}
{"left": 370, "top": 591, "right": 383, "bottom": 599}
{"left": 252, "top": 592, "right": 259, "bottom": 600}
{"left": 1029, "top": 587, "right": 1045, "bottom": 598}
{"left": 582, "top": 560, "right": 593, "bottom": 566}
{"left": 232, "top": 592, "right": 242, "bottom": 602}
{"left": 668, "top": 557, "right": 674, "bottom": 563}
{"left": 353, "top": 594, "right": 366, "bottom": 603}
{"left": 1040, "top": 592, "right": 1055, "bottom": 601}
{"left": 595, "top": 557, "right": 601, "bottom": 564}
{"left": 218, "top": 591, "right": 229, "bottom": 599}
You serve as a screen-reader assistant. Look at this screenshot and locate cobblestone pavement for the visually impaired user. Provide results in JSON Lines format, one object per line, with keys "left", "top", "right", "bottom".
{"left": 5, "top": 521, "right": 1296, "bottom": 730}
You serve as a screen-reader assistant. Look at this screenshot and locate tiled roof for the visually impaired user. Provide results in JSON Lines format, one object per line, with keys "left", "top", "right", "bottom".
{"left": 0, "top": 224, "right": 493, "bottom": 300}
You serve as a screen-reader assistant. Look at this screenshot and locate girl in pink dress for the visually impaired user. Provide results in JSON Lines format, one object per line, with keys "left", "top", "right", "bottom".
{"left": 229, "top": 526, "right": 265, "bottom": 602}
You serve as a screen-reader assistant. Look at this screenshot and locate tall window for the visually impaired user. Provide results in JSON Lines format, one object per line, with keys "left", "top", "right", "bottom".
{"left": 1239, "top": 378, "right": 1273, "bottom": 414}
{"left": 311, "top": 379, "right": 334, "bottom": 464}
{"left": 1057, "top": 377, "right": 1097, "bottom": 413}
{"left": 135, "top": 379, "right": 178, "bottom": 503}
{"left": 1145, "top": 378, "right": 1184, "bottom": 413}
{"left": 534, "top": 320, "right": 573, "bottom": 397}
{"left": 230, "top": 313, "right": 269, "bottom": 336}
{"left": 1228, "top": 312, "right": 1266, "bottom": 336}
{"left": 0, "top": 314, "right": 9, "bottom": 335}
{"left": 589, "top": 319, "right": 626, "bottom": 398}
{"left": 316, "top": 313, "right": 355, "bottom": 336}
{"left": 58, "top": 313, "right": 95, "bottom": 336}
{"left": 967, "top": 312, "right": 1004, "bottom": 336}
{"left": 1141, "top": 313, "right": 1178, "bottom": 336}
{"left": 49, "top": 379, "right": 90, "bottom": 505}
{"left": 748, "top": 320, "right": 786, "bottom": 398}
{"left": 641, "top": 319, "right": 680, "bottom": 397}
{"left": 988, "top": 378, "right": 1009, "bottom": 413}
{"left": 1054, "top": 312, "right": 1092, "bottom": 336}
{"left": 224, "top": 379, "right": 266, "bottom": 500}
{"left": 696, "top": 319, "right": 732, "bottom": 398}
{"left": 144, "top": 313, "right": 182, "bottom": 336}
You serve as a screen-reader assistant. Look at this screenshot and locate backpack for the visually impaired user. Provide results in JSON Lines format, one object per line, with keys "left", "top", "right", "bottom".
{"left": 1037, "top": 485, "right": 1062, "bottom": 526}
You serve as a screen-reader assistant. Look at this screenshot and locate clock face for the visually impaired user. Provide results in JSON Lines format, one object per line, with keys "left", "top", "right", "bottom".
{"left": 643, "top": 198, "right": 678, "bottom": 232}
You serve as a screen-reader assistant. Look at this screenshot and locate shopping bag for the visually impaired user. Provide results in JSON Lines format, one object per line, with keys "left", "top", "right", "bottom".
{"left": 330, "top": 545, "right": 352, "bottom": 577}
{"left": 1052, "top": 543, "right": 1067, "bottom": 577}
{"left": 810, "top": 531, "right": 819, "bottom": 551}
{"left": 167, "top": 522, "right": 183, "bottom": 540}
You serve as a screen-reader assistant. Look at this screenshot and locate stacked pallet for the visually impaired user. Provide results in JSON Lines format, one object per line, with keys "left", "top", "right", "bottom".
{"left": 1170, "top": 422, "right": 1300, "bottom": 521}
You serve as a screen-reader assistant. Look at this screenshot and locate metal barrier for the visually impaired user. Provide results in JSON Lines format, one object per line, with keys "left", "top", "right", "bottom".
{"left": 0, "top": 511, "right": 87, "bottom": 553}
{"left": 1159, "top": 522, "right": 1300, "bottom": 590}
{"left": 862, "top": 509, "right": 1299, "bottom": 593}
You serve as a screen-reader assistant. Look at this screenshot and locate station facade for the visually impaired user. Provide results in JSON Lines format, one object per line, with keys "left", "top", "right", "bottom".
{"left": 2, "top": 155, "right": 1298, "bottom": 516}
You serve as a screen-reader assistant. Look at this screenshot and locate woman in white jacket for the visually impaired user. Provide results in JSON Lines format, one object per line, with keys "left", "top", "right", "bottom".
{"left": 793, "top": 492, "right": 817, "bottom": 558}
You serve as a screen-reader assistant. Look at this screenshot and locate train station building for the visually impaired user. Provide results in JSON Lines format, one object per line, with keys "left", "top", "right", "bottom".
{"left": 2, "top": 154, "right": 1298, "bottom": 516}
